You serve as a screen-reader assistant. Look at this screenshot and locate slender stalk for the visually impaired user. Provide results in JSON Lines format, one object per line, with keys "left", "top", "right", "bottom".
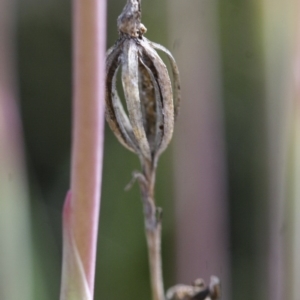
{"left": 146, "top": 227, "right": 164, "bottom": 300}
{"left": 138, "top": 159, "right": 165, "bottom": 300}
{"left": 60, "top": 0, "right": 106, "bottom": 298}
{"left": 106, "top": 1, "right": 178, "bottom": 298}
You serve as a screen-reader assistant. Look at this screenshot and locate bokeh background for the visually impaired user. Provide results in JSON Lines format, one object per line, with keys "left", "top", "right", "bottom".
{"left": 1, "top": 0, "right": 300, "bottom": 299}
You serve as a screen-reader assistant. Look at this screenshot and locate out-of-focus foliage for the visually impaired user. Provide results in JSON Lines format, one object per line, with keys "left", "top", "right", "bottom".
{"left": 219, "top": 2, "right": 269, "bottom": 300}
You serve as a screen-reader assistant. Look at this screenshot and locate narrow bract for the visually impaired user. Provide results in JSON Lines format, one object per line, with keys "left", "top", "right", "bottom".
{"left": 166, "top": 277, "right": 221, "bottom": 300}
{"left": 105, "top": 0, "right": 181, "bottom": 164}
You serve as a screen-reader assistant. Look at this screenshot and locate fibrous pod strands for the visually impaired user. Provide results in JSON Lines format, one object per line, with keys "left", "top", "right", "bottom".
{"left": 105, "top": 0, "right": 181, "bottom": 164}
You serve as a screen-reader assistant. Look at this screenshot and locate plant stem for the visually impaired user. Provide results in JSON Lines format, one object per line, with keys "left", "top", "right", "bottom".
{"left": 71, "top": 0, "right": 106, "bottom": 290}
{"left": 71, "top": 0, "right": 106, "bottom": 287}
{"left": 60, "top": 0, "right": 106, "bottom": 298}
{"left": 138, "top": 159, "right": 165, "bottom": 300}
{"left": 146, "top": 223, "right": 164, "bottom": 300}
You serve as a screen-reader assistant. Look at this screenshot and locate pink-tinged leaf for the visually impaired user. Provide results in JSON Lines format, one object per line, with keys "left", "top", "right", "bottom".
{"left": 60, "top": 192, "right": 92, "bottom": 300}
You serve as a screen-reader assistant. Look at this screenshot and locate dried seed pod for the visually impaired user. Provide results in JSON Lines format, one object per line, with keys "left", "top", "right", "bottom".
{"left": 105, "top": 0, "right": 181, "bottom": 164}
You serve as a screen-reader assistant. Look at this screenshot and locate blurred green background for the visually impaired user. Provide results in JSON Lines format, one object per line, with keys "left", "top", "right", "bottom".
{"left": 1, "top": 0, "right": 299, "bottom": 299}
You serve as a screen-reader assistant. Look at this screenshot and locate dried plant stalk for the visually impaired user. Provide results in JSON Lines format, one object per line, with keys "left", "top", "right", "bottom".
{"left": 106, "top": 1, "right": 179, "bottom": 299}
{"left": 105, "top": 1, "right": 220, "bottom": 300}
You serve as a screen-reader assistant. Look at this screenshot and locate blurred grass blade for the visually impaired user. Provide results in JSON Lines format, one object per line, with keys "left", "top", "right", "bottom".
{"left": 168, "top": 1, "right": 230, "bottom": 298}
{"left": 0, "top": 0, "right": 33, "bottom": 299}
{"left": 0, "top": 119, "right": 33, "bottom": 299}
{"left": 290, "top": 114, "right": 300, "bottom": 300}
{"left": 262, "top": 1, "right": 295, "bottom": 299}
{"left": 60, "top": 192, "right": 92, "bottom": 300}
{"left": 287, "top": 10, "right": 300, "bottom": 297}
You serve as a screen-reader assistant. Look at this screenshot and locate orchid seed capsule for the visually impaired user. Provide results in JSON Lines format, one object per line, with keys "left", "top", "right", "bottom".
{"left": 105, "top": 0, "right": 181, "bottom": 165}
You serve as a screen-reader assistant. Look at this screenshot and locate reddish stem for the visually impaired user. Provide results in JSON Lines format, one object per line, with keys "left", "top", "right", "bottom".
{"left": 61, "top": 0, "right": 107, "bottom": 296}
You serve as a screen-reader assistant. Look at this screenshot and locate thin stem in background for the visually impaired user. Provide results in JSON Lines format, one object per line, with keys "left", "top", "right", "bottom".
{"left": 167, "top": 0, "right": 230, "bottom": 298}
{"left": 262, "top": 1, "right": 293, "bottom": 299}
{"left": 287, "top": 2, "right": 300, "bottom": 298}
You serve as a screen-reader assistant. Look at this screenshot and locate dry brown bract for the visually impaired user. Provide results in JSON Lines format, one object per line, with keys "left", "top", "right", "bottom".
{"left": 106, "top": 0, "right": 181, "bottom": 165}
{"left": 166, "top": 277, "right": 221, "bottom": 300}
